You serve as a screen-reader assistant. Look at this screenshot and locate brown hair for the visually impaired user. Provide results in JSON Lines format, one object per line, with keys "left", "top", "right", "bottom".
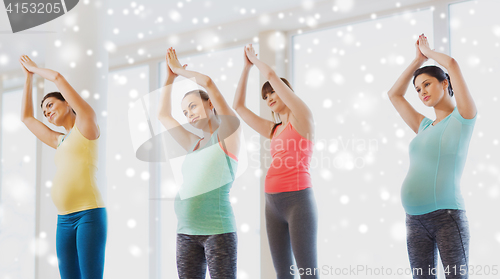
{"left": 40, "top": 92, "right": 76, "bottom": 115}
{"left": 261, "top": 78, "right": 293, "bottom": 139}
{"left": 183, "top": 89, "right": 217, "bottom": 116}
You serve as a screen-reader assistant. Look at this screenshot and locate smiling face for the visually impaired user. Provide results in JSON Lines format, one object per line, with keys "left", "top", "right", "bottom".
{"left": 261, "top": 78, "right": 294, "bottom": 114}
{"left": 263, "top": 90, "right": 285, "bottom": 113}
{"left": 414, "top": 73, "right": 449, "bottom": 107}
{"left": 41, "top": 97, "right": 71, "bottom": 126}
{"left": 181, "top": 93, "right": 214, "bottom": 128}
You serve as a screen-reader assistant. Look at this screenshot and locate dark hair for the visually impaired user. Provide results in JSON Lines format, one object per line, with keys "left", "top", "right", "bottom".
{"left": 412, "top": 65, "right": 454, "bottom": 97}
{"left": 40, "top": 92, "right": 76, "bottom": 115}
{"left": 182, "top": 89, "right": 217, "bottom": 116}
{"left": 261, "top": 78, "right": 294, "bottom": 139}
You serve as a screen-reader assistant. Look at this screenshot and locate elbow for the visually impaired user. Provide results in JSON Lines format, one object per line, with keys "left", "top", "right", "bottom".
{"left": 199, "top": 76, "right": 213, "bottom": 88}
{"left": 447, "top": 58, "right": 458, "bottom": 70}
{"left": 157, "top": 111, "right": 166, "bottom": 120}
{"left": 53, "top": 72, "right": 63, "bottom": 83}
{"left": 21, "top": 115, "right": 30, "bottom": 124}
{"left": 387, "top": 90, "right": 394, "bottom": 99}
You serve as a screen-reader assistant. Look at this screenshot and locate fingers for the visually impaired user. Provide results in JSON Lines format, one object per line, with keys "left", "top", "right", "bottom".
{"left": 167, "top": 47, "right": 174, "bottom": 58}
{"left": 166, "top": 47, "right": 179, "bottom": 62}
{"left": 20, "top": 54, "right": 31, "bottom": 62}
{"left": 418, "top": 33, "right": 428, "bottom": 45}
{"left": 167, "top": 47, "right": 172, "bottom": 60}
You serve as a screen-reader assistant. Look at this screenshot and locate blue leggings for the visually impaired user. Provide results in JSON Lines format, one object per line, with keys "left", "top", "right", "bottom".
{"left": 56, "top": 207, "right": 107, "bottom": 279}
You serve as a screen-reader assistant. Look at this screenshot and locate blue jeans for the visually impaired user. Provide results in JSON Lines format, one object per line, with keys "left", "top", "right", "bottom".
{"left": 56, "top": 207, "right": 107, "bottom": 279}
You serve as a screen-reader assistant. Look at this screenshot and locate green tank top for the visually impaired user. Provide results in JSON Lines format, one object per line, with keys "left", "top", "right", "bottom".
{"left": 401, "top": 107, "right": 476, "bottom": 215}
{"left": 174, "top": 128, "right": 238, "bottom": 235}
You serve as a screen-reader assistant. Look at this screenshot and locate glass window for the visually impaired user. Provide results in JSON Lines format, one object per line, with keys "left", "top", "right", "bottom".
{"left": 106, "top": 65, "right": 150, "bottom": 278}
{"left": 0, "top": 88, "right": 37, "bottom": 278}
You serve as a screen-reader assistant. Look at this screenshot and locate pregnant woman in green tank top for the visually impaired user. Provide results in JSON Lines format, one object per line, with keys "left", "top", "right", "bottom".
{"left": 388, "top": 35, "right": 477, "bottom": 278}
{"left": 157, "top": 47, "right": 242, "bottom": 279}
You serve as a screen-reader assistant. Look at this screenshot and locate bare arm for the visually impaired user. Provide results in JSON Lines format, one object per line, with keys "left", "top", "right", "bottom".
{"left": 167, "top": 48, "right": 241, "bottom": 153}
{"left": 157, "top": 72, "right": 200, "bottom": 152}
{"left": 417, "top": 35, "right": 477, "bottom": 119}
{"left": 233, "top": 49, "right": 274, "bottom": 138}
{"left": 19, "top": 55, "right": 99, "bottom": 140}
{"left": 167, "top": 48, "right": 236, "bottom": 118}
{"left": 387, "top": 41, "right": 426, "bottom": 134}
{"left": 19, "top": 60, "right": 63, "bottom": 149}
{"left": 244, "top": 44, "right": 313, "bottom": 127}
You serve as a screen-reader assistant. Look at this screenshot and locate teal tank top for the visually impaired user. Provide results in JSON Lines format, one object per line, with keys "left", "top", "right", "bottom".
{"left": 401, "top": 107, "right": 476, "bottom": 215}
{"left": 174, "top": 128, "right": 238, "bottom": 235}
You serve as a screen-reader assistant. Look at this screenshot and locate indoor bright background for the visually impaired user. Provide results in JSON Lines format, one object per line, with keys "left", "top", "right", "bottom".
{"left": 1, "top": 0, "right": 499, "bottom": 278}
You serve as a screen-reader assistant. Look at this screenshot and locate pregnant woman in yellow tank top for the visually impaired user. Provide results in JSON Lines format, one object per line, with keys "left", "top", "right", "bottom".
{"left": 19, "top": 55, "right": 106, "bottom": 279}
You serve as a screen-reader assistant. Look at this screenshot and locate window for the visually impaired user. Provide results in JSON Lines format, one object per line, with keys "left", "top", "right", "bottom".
{"left": 0, "top": 88, "right": 37, "bottom": 278}
{"left": 105, "top": 65, "right": 150, "bottom": 278}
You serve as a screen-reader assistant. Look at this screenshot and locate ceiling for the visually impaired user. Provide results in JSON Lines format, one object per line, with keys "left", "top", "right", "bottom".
{"left": 106, "top": 0, "right": 327, "bottom": 46}
{"left": 0, "top": 0, "right": 434, "bottom": 74}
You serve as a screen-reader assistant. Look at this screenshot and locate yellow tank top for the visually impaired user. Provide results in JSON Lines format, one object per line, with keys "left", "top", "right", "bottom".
{"left": 52, "top": 124, "right": 105, "bottom": 215}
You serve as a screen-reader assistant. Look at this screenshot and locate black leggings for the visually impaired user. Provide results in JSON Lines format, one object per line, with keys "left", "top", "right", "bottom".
{"left": 176, "top": 232, "right": 237, "bottom": 279}
{"left": 265, "top": 188, "right": 319, "bottom": 279}
{"left": 406, "top": 209, "right": 470, "bottom": 279}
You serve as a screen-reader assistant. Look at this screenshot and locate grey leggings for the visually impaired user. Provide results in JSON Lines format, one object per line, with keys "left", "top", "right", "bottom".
{"left": 176, "top": 232, "right": 237, "bottom": 279}
{"left": 266, "top": 187, "right": 319, "bottom": 279}
{"left": 406, "top": 209, "right": 470, "bottom": 279}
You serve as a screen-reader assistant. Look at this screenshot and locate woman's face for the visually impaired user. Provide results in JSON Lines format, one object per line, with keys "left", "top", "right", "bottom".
{"left": 414, "top": 73, "right": 449, "bottom": 107}
{"left": 181, "top": 93, "right": 213, "bottom": 127}
{"left": 263, "top": 89, "right": 285, "bottom": 113}
{"left": 42, "top": 97, "right": 71, "bottom": 126}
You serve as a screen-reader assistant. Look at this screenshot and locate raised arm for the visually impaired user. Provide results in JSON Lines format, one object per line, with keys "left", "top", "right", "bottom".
{"left": 19, "top": 55, "right": 99, "bottom": 140}
{"left": 19, "top": 58, "right": 63, "bottom": 149}
{"left": 233, "top": 46, "right": 275, "bottom": 138}
{"left": 417, "top": 35, "right": 476, "bottom": 119}
{"left": 167, "top": 48, "right": 241, "bottom": 156}
{"left": 157, "top": 52, "right": 200, "bottom": 152}
{"left": 387, "top": 40, "right": 427, "bottom": 134}
{"left": 244, "top": 44, "right": 313, "bottom": 126}
{"left": 167, "top": 48, "right": 236, "bottom": 118}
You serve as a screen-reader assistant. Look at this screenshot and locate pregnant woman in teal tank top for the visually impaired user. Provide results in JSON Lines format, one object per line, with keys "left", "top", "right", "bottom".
{"left": 157, "top": 47, "right": 241, "bottom": 279}
{"left": 388, "top": 35, "right": 476, "bottom": 278}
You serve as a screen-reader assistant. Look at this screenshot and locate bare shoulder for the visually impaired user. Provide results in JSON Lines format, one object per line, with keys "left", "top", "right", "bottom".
{"left": 75, "top": 117, "right": 100, "bottom": 140}
{"left": 290, "top": 114, "right": 314, "bottom": 141}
